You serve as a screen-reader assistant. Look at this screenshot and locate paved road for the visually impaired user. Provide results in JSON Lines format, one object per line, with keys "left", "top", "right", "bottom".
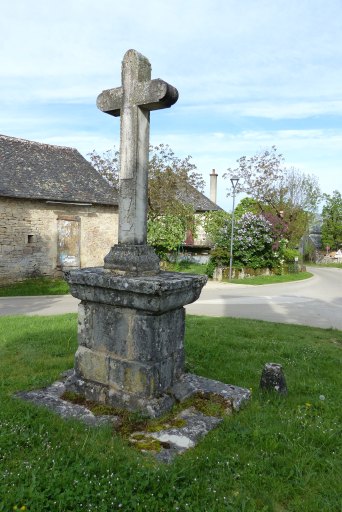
{"left": 0, "top": 267, "right": 341, "bottom": 329}
{"left": 187, "top": 266, "right": 342, "bottom": 329}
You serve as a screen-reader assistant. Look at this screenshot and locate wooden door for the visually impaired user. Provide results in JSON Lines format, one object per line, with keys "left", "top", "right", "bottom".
{"left": 57, "top": 218, "right": 80, "bottom": 268}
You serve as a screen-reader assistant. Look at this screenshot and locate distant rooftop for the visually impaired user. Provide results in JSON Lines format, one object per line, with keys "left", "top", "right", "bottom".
{"left": 176, "top": 184, "right": 221, "bottom": 212}
{"left": 0, "top": 134, "right": 118, "bottom": 206}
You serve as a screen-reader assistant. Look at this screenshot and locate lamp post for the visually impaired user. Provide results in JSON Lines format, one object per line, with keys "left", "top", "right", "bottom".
{"left": 229, "top": 177, "right": 239, "bottom": 280}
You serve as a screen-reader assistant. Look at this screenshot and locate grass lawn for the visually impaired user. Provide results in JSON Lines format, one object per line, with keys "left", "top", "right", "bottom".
{"left": 0, "top": 269, "right": 315, "bottom": 297}
{"left": 307, "top": 262, "right": 342, "bottom": 269}
{"left": 0, "top": 278, "right": 70, "bottom": 297}
{"left": 163, "top": 261, "right": 208, "bottom": 275}
{"left": 0, "top": 314, "right": 341, "bottom": 511}
{"left": 225, "top": 272, "right": 313, "bottom": 285}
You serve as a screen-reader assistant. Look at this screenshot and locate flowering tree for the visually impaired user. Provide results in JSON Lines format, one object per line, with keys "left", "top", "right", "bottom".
{"left": 233, "top": 213, "right": 281, "bottom": 269}
{"left": 224, "top": 146, "right": 321, "bottom": 246}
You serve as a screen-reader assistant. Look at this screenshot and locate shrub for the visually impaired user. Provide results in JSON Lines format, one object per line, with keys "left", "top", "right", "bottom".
{"left": 233, "top": 213, "right": 276, "bottom": 269}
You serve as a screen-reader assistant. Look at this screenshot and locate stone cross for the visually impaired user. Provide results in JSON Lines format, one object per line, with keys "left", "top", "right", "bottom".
{"left": 97, "top": 49, "right": 178, "bottom": 274}
{"left": 61, "top": 50, "right": 250, "bottom": 419}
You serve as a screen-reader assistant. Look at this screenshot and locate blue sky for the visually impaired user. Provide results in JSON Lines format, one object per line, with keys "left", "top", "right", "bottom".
{"left": 1, "top": 0, "right": 341, "bottom": 209}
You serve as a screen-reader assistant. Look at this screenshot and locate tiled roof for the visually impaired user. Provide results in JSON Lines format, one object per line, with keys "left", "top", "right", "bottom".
{"left": 0, "top": 135, "right": 118, "bottom": 206}
{"left": 176, "top": 183, "right": 222, "bottom": 212}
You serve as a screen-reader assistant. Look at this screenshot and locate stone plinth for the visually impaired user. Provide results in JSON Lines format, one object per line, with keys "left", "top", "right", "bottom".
{"left": 64, "top": 267, "right": 207, "bottom": 416}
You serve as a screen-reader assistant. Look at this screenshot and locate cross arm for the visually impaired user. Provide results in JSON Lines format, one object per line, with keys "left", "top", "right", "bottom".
{"left": 96, "top": 87, "right": 123, "bottom": 117}
{"left": 138, "top": 79, "right": 179, "bottom": 112}
{"left": 96, "top": 79, "right": 178, "bottom": 117}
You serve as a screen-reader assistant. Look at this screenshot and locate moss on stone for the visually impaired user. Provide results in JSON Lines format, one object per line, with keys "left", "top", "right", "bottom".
{"left": 130, "top": 434, "right": 162, "bottom": 452}
{"left": 181, "top": 392, "right": 233, "bottom": 418}
{"left": 146, "top": 417, "right": 187, "bottom": 433}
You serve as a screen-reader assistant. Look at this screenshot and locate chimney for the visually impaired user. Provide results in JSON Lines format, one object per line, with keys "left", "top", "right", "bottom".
{"left": 210, "top": 169, "right": 218, "bottom": 204}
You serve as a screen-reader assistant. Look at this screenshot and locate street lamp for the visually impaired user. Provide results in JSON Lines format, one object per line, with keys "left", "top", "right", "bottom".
{"left": 229, "top": 177, "right": 239, "bottom": 280}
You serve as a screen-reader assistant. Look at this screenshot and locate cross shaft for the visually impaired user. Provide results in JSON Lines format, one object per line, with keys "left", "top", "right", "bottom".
{"left": 97, "top": 50, "right": 178, "bottom": 249}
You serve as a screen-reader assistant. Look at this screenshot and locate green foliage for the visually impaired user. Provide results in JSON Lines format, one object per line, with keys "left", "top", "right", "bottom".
{"left": 281, "top": 247, "right": 301, "bottom": 263}
{"left": 148, "top": 144, "right": 205, "bottom": 220}
{"left": 205, "top": 259, "right": 216, "bottom": 278}
{"left": 321, "top": 190, "right": 342, "bottom": 250}
{"left": 163, "top": 260, "right": 207, "bottom": 275}
{"left": 203, "top": 210, "right": 232, "bottom": 248}
{"left": 233, "top": 213, "right": 278, "bottom": 269}
{"left": 234, "top": 197, "right": 260, "bottom": 219}
{"left": 208, "top": 246, "right": 230, "bottom": 266}
{"left": 89, "top": 144, "right": 205, "bottom": 254}
{"left": 204, "top": 210, "right": 296, "bottom": 272}
{"left": 147, "top": 214, "right": 185, "bottom": 259}
{"left": 203, "top": 211, "right": 231, "bottom": 275}
{"left": 302, "top": 238, "right": 317, "bottom": 263}
{"left": 0, "top": 314, "right": 341, "bottom": 511}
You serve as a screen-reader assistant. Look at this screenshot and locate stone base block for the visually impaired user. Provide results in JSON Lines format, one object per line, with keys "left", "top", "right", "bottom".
{"left": 28, "top": 370, "right": 251, "bottom": 419}
{"left": 78, "top": 302, "right": 185, "bottom": 363}
{"left": 64, "top": 267, "right": 208, "bottom": 415}
{"left": 65, "top": 371, "right": 175, "bottom": 418}
{"left": 65, "top": 267, "right": 208, "bottom": 313}
{"left": 73, "top": 345, "right": 184, "bottom": 398}
{"left": 104, "top": 244, "right": 160, "bottom": 275}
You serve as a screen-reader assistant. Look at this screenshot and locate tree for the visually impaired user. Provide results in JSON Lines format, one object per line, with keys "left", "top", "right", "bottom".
{"left": 233, "top": 212, "right": 280, "bottom": 269}
{"left": 224, "top": 146, "right": 321, "bottom": 246}
{"left": 202, "top": 210, "right": 232, "bottom": 267}
{"left": 89, "top": 144, "right": 204, "bottom": 218}
{"left": 88, "top": 149, "right": 119, "bottom": 188}
{"left": 234, "top": 197, "right": 259, "bottom": 219}
{"left": 88, "top": 144, "right": 205, "bottom": 257}
{"left": 147, "top": 144, "right": 205, "bottom": 220}
{"left": 321, "top": 190, "right": 342, "bottom": 250}
{"left": 147, "top": 214, "right": 186, "bottom": 259}
{"left": 203, "top": 210, "right": 232, "bottom": 248}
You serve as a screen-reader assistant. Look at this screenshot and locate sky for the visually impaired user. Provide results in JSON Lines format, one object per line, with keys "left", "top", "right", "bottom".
{"left": 1, "top": 0, "right": 342, "bottom": 210}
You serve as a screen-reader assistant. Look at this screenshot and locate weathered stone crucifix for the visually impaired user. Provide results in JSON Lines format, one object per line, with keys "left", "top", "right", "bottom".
{"left": 62, "top": 49, "right": 250, "bottom": 420}
{"left": 97, "top": 49, "right": 178, "bottom": 274}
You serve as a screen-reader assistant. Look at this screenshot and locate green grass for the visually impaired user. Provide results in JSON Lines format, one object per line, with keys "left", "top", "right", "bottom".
{"left": 306, "top": 262, "right": 342, "bottom": 269}
{"left": 224, "top": 271, "right": 313, "bottom": 285}
{"left": 0, "top": 277, "right": 70, "bottom": 296}
{"left": 163, "top": 261, "right": 207, "bottom": 275}
{"left": 0, "top": 314, "right": 341, "bottom": 511}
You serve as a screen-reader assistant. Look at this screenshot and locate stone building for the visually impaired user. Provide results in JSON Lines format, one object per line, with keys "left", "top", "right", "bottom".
{"left": 0, "top": 135, "right": 118, "bottom": 284}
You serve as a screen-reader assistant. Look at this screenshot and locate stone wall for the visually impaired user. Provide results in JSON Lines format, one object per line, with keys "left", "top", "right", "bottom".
{"left": 0, "top": 197, "right": 118, "bottom": 284}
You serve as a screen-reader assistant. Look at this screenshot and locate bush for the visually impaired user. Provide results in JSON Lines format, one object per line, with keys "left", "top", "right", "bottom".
{"left": 205, "top": 260, "right": 216, "bottom": 278}
{"left": 282, "top": 247, "right": 301, "bottom": 263}
{"left": 234, "top": 213, "right": 275, "bottom": 269}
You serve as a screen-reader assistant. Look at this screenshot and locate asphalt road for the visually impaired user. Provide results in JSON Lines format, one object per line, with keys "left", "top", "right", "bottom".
{"left": 0, "top": 267, "right": 341, "bottom": 329}
{"left": 187, "top": 266, "right": 342, "bottom": 329}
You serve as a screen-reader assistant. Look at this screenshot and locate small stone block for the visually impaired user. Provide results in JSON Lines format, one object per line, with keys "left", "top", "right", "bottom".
{"left": 260, "top": 363, "right": 288, "bottom": 395}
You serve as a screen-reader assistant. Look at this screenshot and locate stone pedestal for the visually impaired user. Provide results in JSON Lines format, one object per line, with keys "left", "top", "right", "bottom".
{"left": 64, "top": 267, "right": 207, "bottom": 416}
